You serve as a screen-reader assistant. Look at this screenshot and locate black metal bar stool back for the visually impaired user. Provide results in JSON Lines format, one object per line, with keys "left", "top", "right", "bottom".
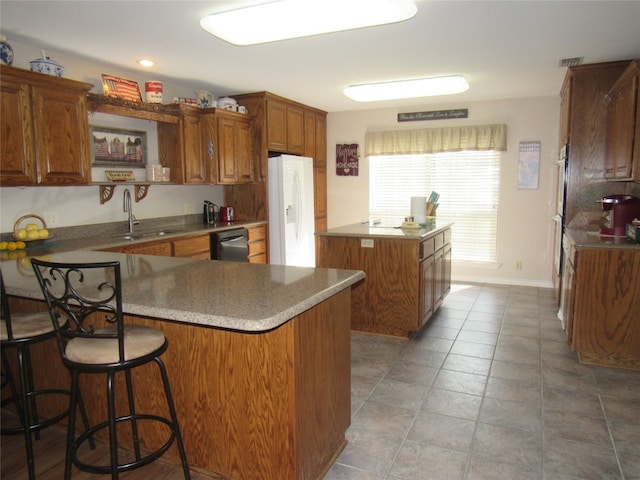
{"left": 31, "top": 259, "right": 190, "bottom": 480}
{"left": 1, "top": 269, "right": 92, "bottom": 480}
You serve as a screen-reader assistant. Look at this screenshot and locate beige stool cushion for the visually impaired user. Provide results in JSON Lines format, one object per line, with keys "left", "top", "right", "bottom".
{"left": 0, "top": 312, "right": 54, "bottom": 341}
{"left": 65, "top": 325, "right": 165, "bottom": 365}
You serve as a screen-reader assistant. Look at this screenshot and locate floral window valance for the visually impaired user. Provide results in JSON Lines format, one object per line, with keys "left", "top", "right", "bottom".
{"left": 364, "top": 124, "right": 507, "bottom": 156}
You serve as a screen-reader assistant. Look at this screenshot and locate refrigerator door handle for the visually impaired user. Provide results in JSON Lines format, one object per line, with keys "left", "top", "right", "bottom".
{"left": 293, "top": 170, "right": 303, "bottom": 241}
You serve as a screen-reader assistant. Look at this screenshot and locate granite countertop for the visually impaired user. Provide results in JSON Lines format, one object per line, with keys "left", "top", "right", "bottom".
{"left": 566, "top": 228, "right": 640, "bottom": 250}
{"left": 316, "top": 221, "right": 453, "bottom": 240}
{"left": 2, "top": 250, "right": 364, "bottom": 332}
{"left": 1, "top": 217, "right": 267, "bottom": 255}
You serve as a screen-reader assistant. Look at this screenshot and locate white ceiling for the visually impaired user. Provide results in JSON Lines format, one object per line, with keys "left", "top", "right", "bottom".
{"left": 1, "top": 1, "right": 639, "bottom": 113}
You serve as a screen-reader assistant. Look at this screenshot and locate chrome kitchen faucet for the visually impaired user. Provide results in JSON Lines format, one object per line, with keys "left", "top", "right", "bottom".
{"left": 123, "top": 189, "right": 139, "bottom": 235}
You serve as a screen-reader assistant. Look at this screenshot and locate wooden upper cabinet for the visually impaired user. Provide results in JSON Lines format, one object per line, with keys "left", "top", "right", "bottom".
{"left": 266, "top": 98, "right": 304, "bottom": 154}
{"left": 0, "top": 65, "right": 92, "bottom": 186}
{"left": 159, "top": 106, "right": 253, "bottom": 185}
{"left": 182, "top": 109, "right": 211, "bottom": 184}
{"left": 558, "top": 74, "right": 572, "bottom": 147}
{"left": 213, "top": 110, "right": 253, "bottom": 185}
{"left": 605, "top": 60, "right": 640, "bottom": 181}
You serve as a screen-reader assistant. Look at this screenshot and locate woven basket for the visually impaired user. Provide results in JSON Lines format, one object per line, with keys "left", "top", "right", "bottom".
{"left": 13, "top": 214, "right": 51, "bottom": 246}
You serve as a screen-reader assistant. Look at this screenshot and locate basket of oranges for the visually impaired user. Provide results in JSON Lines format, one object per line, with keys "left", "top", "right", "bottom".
{"left": 12, "top": 214, "right": 52, "bottom": 247}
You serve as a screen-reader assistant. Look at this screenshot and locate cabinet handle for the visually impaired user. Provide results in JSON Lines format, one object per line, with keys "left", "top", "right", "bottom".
{"left": 208, "top": 139, "right": 214, "bottom": 160}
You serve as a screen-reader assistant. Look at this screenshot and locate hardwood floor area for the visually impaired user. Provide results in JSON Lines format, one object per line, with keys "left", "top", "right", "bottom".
{"left": 1, "top": 417, "right": 225, "bottom": 480}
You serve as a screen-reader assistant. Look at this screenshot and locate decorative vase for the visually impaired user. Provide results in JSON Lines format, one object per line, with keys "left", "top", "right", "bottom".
{"left": 0, "top": 35, "right": 14, "bottom": 66}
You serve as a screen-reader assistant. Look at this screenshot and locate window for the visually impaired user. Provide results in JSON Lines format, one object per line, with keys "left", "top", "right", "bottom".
{"left": 369, "top": 151, "right": 501, "bottom": 262}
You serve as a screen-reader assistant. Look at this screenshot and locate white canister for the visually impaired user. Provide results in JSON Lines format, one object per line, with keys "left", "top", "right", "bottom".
{"left": 146, "top": 164, "right": 164, "bottom": 181}
{"left": 162, "top": 167, "right": 171, "bottom": 182}
{"left": 145, "top": 81, "right": 163, "bottom": 104}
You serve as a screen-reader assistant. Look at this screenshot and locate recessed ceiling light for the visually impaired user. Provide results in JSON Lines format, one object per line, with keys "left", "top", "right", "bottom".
{"left": 137, "top": 59, "right": 155, "bottom": 67}
{"left": 200, "top": 0, "right": 417, "bottom": 46}
{"left": 344, "top": 75, "right": 470, "bottom": 102}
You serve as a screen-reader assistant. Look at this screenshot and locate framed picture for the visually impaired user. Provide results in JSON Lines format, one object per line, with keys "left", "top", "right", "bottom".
{"left": 101, "top": 74, "right": 142, "bottom": 102}
{"left": 90, "top": 126, "right": 147, "bottom": 168}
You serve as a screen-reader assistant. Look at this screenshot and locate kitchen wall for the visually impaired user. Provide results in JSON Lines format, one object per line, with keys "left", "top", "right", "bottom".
{"left": 3, "top": 37, "right": 560, "bottom": 287}
{"left": 1, "top": 39, "right": 225, "bottom": 233}
{"left": 326, "top": 97, "right": 561, "bottom": 287}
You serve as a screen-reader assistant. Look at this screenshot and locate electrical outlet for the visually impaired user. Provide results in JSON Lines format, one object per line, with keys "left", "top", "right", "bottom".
{"left": 516, "top": 260, "right": 523, "bottom": 271}
{"left": 43, "top": 211, "right": 58, "bottom": 227}
{"left": 361, "top": 239, "right": 374, "bottom": 248}
{"left": 183, "top": 202, "right": 195, "bottom": 214}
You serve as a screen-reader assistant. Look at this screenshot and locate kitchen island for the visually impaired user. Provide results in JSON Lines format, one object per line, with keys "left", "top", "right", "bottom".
{"left": 2, "top": 250, "right": 364, "bottom": 480}
{"left": 317, "top": 222, "right": 452, "bottom": 338}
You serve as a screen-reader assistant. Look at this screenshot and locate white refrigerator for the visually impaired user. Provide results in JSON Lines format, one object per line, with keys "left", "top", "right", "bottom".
{"left": 268, "top": 155, "right": 316, "bottom": 267}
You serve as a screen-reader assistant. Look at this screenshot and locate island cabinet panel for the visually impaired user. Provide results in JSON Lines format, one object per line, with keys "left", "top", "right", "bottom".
{"left": 7, "top": 289, "right": 352, "bottom": 480}
{"left": 318, "top": 226, "right": 451, "bottom": 337}
{"left": 0, "top": 65, "right": 92, "bottom": 186}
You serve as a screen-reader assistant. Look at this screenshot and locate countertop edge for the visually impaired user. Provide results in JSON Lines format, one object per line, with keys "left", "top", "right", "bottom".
{"left": 316, "top": 222, "right": 453, "bottom": 240}
{"left": 121, "top": 270, "right": 366, "bottom": 331}
{"left": 565, "top": 228, "right": 640, "bottom": 250}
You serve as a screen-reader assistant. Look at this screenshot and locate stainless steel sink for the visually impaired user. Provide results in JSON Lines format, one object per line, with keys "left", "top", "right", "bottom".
{"left": 112, "top": 229, "right": 181, "bottom": 241}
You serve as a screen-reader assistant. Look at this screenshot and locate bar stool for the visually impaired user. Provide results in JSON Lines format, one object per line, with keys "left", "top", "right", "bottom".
{"left": 31, "top": 259, "right": 191, "bottom": 480}
{"left": 1, "top": 270, "right": 89, "bottom": 480}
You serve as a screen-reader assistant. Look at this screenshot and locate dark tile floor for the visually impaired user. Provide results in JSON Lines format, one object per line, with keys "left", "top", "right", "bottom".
{"left": 325, "top": 283, "right": 640, "bottom": 480}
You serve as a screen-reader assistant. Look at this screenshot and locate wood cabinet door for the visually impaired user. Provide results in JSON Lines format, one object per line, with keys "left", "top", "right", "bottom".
{"left": 31, "top": 84, "right": 91, "bottom": 185}
{"left": 247, "top": 224, "right": 267, "bottom": 263}
{"left": 442, "top": 243, "right": 452, "bottom": 298}
{"left": 433, "top": 248, "right": 444, "bottom": 309}
{"left": 215, "top": 113, "right": 253, "bottom": 185}
{"left": 419, "top": 255, "right": 435, "bottom": 328}
{"left": 266, "top": 98, "right": 304, "bottom": 154}
{"left": 303, "top": 110, "right": 316, "bottom": 158}
{"left": 172, "top": 235, "right": 211, "bottom": 258}
{"left": 235, "top": 116, "right": 254, "bottom": 183}
{"left": 605, "top": 72, "right": 637, "bottom": 180}
{"left": 102, "top": 241, "right": 172, "bottom": 256}
{"left": 266, "top": 99, "right": 287, "bottom": 151}
{"left": 0, "top": 77, "right": 36, "bottom": 185}
{"left": 181, "top": 111, "right": 209, "bottom": 184}
{"left": 314, "top": 166, "right": 327, "bottom": 219}
{"left": 286, "top": 105, "right": 304, "bottom": 154}
{"left": 215, "top": 115, "right": 239, "bottom": 184}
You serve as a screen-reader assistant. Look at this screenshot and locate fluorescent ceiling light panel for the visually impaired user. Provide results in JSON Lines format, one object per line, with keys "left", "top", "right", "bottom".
{"left": 344, "top": 75, "right": 470, "bottom": 102}
{"left": 200, "top": 0, "right": 417, "bottom": 46}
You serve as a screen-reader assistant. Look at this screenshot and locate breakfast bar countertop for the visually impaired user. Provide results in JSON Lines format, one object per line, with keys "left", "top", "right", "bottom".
{"left": 2, "top": 250, "right": 364, "bottom": 332}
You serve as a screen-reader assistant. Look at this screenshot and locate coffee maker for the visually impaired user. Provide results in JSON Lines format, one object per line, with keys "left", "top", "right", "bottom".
{"left": 599, "top": 194, "right": 640, "bottom": 236}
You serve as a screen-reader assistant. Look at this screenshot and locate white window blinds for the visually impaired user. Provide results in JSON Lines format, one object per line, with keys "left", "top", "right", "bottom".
{"left": 369, "top": 151, "right": 501, "bottom": 263}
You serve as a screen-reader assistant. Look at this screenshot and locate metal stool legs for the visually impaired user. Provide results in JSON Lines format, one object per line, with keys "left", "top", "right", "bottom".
{"left": 64, "top": 358, "right": 190, "bottom": 480}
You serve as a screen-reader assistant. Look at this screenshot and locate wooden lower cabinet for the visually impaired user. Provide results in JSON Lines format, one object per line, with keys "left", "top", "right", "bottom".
{"left": 318, "top": 226, "right": 452, "bottom": 337}
{"left": 246, "top": 224, "right": 267, "bottom": 263}
{"left": 101, "top": 240, "right": 173, "bottom": 256}
{"left": 561, "top": 232, "right": 640, "bottom": 370}
{"left": 7, "top": 288, "right": 352, "bottom": 480}
{"left": 173, "top": 234, "right": 211, "bottom": 259}
{"left": 101, "top": 233, "right": 211, "bottom": 259}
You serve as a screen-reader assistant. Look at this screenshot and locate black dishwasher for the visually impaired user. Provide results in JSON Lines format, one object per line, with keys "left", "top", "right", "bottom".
{"left": 211, "top": 229, "right": 248, "bottom": 262}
